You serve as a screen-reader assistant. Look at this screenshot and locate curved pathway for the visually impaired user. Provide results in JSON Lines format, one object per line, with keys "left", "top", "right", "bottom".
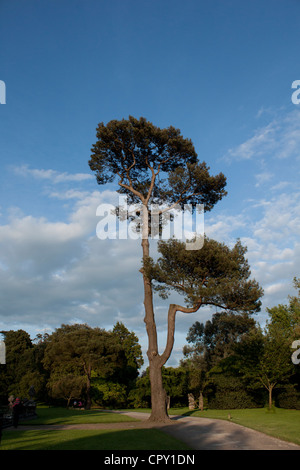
{"left": 118, "top": 411, "right": 300, "bottom": 450}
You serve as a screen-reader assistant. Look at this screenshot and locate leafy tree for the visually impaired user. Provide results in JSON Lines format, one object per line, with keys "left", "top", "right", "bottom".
{"left": 128, "top": 366, "right": 188, "bottom": 408}
{"left": 91, "top": 379, "right": 127, "bottom": 408}
{"left": 112, "top": 322, "right": 144, "bottom": 387}
{"left": 0, "top": 330, "right": 34, "bottom": 397}
{"left": 42, "top": 324, "right": 121, "bottom": 409}
{"left": 234, "top": 323, "right": 295, "bottom": 409}
{"left": 181, "top": 311, "right": 256, "bottom": 408}
{"left": 184, "top": 311, "right": 257, "bottom": 369}
{"left": 128, "top": 369, "right": 152, "bottom": 408}
{"left": 161, "top": 366, "right": 189, "bottom": 407}
{"left": 49, "top": 374, "right": 86, "bottom": 407}
{"left": 266, "top": 277, "right": 300, "bottom": 341}
{"left": 89, "top": 116, "right": 229, "bottom": 421}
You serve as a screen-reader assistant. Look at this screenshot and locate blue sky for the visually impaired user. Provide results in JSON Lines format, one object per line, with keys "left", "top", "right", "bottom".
{"left": 0, "top": 0, "right": 300, "bottom": 367}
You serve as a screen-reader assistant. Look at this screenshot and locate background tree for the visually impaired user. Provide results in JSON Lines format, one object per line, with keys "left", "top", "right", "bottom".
{"left": 181, "top": 311, "right": 256, "bottom": 408}
{"left": 49, "top": 374, "right": 86, "bottom": 407}
{"left": 112, "top": 322, "right": 144, "bottom": 389}
{"left": 266, "top": 277, "right": 300, "bottom": 341}
{"left": 184, "top": 311, "right": 257, "bottom": 369}
{"left": 0, "top": 330, "right": 35, "bottom": 397}
{"left": 42, "top": 324, "right": 121, "bottom": 409}
{"left": 234, "top": 320, "right": 295, "bottom": 409}
{"left": 128, "top": 366, "right": 188, "bottom": 408}
{"left": 89, "top": 116, "right": 227, "bottom": 422}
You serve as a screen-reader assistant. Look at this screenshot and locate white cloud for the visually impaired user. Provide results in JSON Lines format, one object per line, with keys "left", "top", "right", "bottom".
{"left": 1, "top": 153, "right": 300, "bottom": 367}
{"left": 0, "top": 186, "right": 150, "bottom": 350}
{"left": 255, "top": 172, "right": 274, "bottom": 187}
{"left": 13, "top": 165, "right": 93, "bottom": 183}
{"left": 225, "top": 108, "right": 300, "bottom": 162}
{"left": 226, "top": 122, "right": 277, "bottom": 161}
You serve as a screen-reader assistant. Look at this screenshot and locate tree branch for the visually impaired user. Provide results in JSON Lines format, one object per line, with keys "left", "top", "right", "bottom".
{"left": 118, "top": 181, "right": 145, "bottom": 203}
{"left": 159, "top": 301, "right": 202, "bottom": 367}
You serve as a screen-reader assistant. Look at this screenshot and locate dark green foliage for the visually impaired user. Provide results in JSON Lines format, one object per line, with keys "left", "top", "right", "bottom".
{"left": 128, "top": 370, "right": 152, "bottom": 408}
{"left": 146, "top": 237, "right": 263, "bottom": 313}
{"left": 207, "top": 374, "right": 259, "bottom": 409}
{"left": 184, "top": 311, "right": 256, "bottom": 368}
{"left": 0, "top": 322, "right": 143, "bottom": 408}
{"left": 89, "top": 116, "right": 227, "bottom": 208}
{"left": 112, "top": 322, "right": 144, "bottom": 385}
{"left": 128, "top": 367, "right": 189, "bottom": 408}
{"left": 0, "top": 329, "right": 40, "bottom": 398}
{"left": 275, "top": 385, "right": 300, "bottom": 410}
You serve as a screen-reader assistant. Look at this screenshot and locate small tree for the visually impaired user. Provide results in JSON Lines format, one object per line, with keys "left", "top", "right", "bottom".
{"left": 234, "top": 323, "right": 295, "bottom": 410}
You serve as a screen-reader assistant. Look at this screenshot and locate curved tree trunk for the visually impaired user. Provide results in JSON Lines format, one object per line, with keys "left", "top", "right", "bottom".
{"left": 141, "top": 232, "right": 170, "bottom": 423}
{"left": 141, "top": 205, "right": 201, "bottom": 423}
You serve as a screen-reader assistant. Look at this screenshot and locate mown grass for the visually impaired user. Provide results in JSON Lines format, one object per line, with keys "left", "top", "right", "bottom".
{"left": 1, "top": 428, "right": 190, "bottom": 450}
{"left": 0, "top": 407, "right": 190, "bottom": 450}
{"left": 20, "top": 406, "right": 138, "bottom": 425}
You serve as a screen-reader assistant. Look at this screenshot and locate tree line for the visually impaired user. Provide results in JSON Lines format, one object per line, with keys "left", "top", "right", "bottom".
{"left": 1, "top": 278, "right": 299, "bottom": 410}
{"left": 0, "top": 322, "right": 143, "bottom": 409}
{"left": 180, "top": 277, "right": 300, "bottom": 410}
{"left": 132, "top": 278, "right": 300, "bottom": 411}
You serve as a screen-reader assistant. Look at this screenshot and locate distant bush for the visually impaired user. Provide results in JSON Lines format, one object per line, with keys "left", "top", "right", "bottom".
{"left": 207, "top": 374, "right": 259, "bottom": 409}
{"left": 275, "top": 385, "right": 300, "bottom": 410}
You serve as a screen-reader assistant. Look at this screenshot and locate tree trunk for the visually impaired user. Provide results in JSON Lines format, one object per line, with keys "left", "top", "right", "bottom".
{"left": 85, "top": 365, "right": 92, "bottom": 410}
{"left": 199, "top": 391, "right": 204, "bottom": 411}
{"left": 149, "top": 358, "right": 169, "bottom": 422}
{"left": 142, "top": 244, "right": 169, "bottom": 421}
{"left": 140, "top": 205, "right": 201, "bottom": 422}
{"left": 141, "top": 207, "right": 170, "bottom": 423}
{"left": 268, "top": 385, "right": 273, "bottom": 410}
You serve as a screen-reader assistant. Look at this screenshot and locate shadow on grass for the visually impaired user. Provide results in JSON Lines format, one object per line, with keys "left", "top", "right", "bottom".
{"left": 174, "top": 409, "right": 201, "bottom": 418}
{"left": 25, "top": 408, "right": 137, "bottom": 426}
{"left": 1, "top": 428, "right": 191, "bottom": 451}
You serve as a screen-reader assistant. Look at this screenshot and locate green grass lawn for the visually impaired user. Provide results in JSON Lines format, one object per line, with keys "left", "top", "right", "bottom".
{"left": 0, "top": 407, "right": 190, "bottom": 450}
{"left": 1, "top": 428, "right": 190, "bottom": 450}
{"left": 20, "top": 406, "right": 138, "bottom": 425}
